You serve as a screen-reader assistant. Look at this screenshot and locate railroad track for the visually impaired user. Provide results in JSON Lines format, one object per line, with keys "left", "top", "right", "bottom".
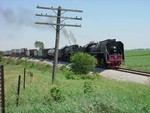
{"left": 117, "top": 68, "right": 150, "bottom": 77}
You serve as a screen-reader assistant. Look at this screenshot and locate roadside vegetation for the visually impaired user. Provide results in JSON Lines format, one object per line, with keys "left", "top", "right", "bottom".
{"left": 2, "top": 57, "right": 150, "bottom": 113}
{"left": 122, "top": 50, "right": 150, "bottom": 72}
{"left": 70, "top": 52, "right": 97, "bottom": 74}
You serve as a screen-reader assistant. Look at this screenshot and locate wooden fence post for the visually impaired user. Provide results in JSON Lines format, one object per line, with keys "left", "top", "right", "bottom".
{"left": 23, "top": 68, "right": 26, "bottom": 89}
{"left": 0, "top": 65, "right": 5, "bottom": 113}
{"left": 16, "top": 75, "right": 21, "bottom": 107}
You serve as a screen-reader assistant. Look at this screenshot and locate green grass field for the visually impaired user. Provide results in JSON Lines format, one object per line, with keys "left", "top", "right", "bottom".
{"left": 1, "top": 58, "right": 150, "bottom": 113}
{"left": 122, "top": 50, "right": 150, "bottom": 72}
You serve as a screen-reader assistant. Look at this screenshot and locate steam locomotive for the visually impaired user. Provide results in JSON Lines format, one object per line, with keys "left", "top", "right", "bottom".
{"left": 82, "top": 39, "right": 124, "bottom": 68}
{"left": 3, "top": 39, "right": 124, "bottom": 68}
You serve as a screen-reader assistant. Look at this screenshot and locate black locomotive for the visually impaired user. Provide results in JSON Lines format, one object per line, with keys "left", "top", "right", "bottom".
{"left": 82, "top": 39, "right": 124, "bottom": 68}
{"left": 3, "top": 39, "right": 124, "bottom": 68}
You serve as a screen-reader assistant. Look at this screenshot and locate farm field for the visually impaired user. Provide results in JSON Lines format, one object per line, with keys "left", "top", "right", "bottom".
{"left": 122, "top": 50, "right": 150, "bottom": 72}
{"left": 2, "top": 59, "right": 150, "bottom": 113}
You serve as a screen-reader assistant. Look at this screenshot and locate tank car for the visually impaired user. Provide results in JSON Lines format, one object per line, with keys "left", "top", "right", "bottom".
{"left": 37, "top": 48, "right": 50, "bottom": 59}
{"left": 47, "top": 48, "right": 62, "bottom": 60}
{"left": 47, "top": 48, "right": 55, "bottom": 60}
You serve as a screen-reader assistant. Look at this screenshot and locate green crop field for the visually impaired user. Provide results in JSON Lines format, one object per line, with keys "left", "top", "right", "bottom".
{"left": 1, "top": 58, "right": 150, "bottom": 113}
{"left": 122, "top": 50, "right": 150, "bottom": 72}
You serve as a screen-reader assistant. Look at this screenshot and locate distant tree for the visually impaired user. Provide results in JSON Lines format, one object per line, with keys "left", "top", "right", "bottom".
{"left": 34, "top": 41, "right": 44, "bottom": 49}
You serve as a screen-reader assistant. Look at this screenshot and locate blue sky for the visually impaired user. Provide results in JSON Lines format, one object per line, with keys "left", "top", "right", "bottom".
{"left": 0, "top": 0, "right": 150, "bottom": 50}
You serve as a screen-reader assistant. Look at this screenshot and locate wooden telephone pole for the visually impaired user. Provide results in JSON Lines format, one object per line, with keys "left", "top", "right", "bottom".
{"left": 35, "top": 5, "right": 82, "bottom": 83}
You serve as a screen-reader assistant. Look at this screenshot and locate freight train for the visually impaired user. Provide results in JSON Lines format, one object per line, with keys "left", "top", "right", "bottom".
{"left": 3, "top": 39, "right": 124, "bottom": 68}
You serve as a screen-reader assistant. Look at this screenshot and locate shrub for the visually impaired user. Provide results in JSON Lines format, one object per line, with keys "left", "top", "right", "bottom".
{"left": 44, "top": 85, "right": 66, "bottom": 104}
{"left": 65, "top": 72, "right": 81, "bottom": 80}
{"left": 59, "top": 65, "right": 70, "bottom": 72}
{"left": 70, "top": 52, "right": 97, "bottom": 74}
{"left": 50, "top": 85, "right": 66, "bottom": 102}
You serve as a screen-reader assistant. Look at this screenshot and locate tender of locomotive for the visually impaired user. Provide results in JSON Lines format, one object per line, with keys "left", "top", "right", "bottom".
{"left": 59, "top": 44, "right": 79, "bottom": 61}
{"left": 83, "top": 39, "right": 124, "bottom": 68}
{"left": 47, "top": 45, "right": 80, "bottom": 61}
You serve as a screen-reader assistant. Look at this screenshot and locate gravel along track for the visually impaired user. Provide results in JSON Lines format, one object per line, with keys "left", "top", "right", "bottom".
{"left": 99, "top": 69, "right": 150, "bottom": 85}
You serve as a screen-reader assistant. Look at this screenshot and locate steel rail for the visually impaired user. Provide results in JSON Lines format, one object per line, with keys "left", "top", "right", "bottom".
{"left": 116, "top": 68, "right": 150, "bottom": 77}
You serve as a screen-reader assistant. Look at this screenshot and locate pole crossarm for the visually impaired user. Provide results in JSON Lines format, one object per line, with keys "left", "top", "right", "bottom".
{"left": 37, "top": 5, "right": 83, "bottom": 13}
{"left": 35, "top": 22, "right": 81, "bottom": 27}
{"left": 36, "top": 13, "right": 82, "bottom": 20}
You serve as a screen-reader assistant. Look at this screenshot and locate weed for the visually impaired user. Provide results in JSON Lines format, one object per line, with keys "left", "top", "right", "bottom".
{"left": 83, "top": 81, "right": 93, "bottom": 94}
{"left": 50, "top": 85, "right": 66, "bottom": 102}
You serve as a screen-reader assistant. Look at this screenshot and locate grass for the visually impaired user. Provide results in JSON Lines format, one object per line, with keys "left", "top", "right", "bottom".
{"left": 122, "top": 50, "right": 150, "bottom": 72}
{"left": 125, "top": 50, "right": 150, "bottom": 57}
{"left": 2, "top": 58, "right": 150, "bottom": 113}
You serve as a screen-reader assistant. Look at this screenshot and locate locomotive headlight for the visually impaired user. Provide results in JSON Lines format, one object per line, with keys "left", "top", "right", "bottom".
{"left": 113, "top": 46, "right": 116, "bottom": 49}
{"left": 113, "top": 46, "right": 117, "bottom": 53}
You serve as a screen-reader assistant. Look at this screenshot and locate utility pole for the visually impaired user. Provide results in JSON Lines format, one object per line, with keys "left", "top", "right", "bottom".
{"left": 35, "top": 5, "right": 83, "bottom": 83}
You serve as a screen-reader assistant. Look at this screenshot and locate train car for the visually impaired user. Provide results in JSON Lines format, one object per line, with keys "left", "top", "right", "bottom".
{"left": 47, "top": 48, "right": 62, "bottom": 60}
{"left": 33, "top": 49, "right": 38, "bottom": 58}
{"left": 83, "top": 39, "right": 124, "bottom": 68}
{"left": 11, "top": 48, "right": 27, "bottom": 58}
{"left": 26, "top": 49, "right": 37, "bottom": 58}
{"left": 47, "top": 48, "right": 55, "bottom": 58}
{"left": 37, "top": 48, "right": 50, "bottom": 59}
{"left": 59, "top": 44, "right": 79, "bottom": 61}
{"left": 3, "top": 50, "right": 12, "bottom": 56}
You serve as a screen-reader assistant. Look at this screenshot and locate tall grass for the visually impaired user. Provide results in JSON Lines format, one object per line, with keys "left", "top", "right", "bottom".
{"left": 2, "top": 58, "right": 150, "bottom": 113}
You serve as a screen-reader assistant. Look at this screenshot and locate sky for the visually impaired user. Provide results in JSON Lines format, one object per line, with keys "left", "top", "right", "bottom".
{"left": 0, "top": 0, "right": 150, "bottom": 50}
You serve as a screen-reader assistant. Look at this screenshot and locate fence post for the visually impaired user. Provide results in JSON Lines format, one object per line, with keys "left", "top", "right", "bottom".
{"left": 0, "top": 65, "right": 5, "bottom": 113}
{"left": 16, "top": 75, "right": 21, "bottom": 107}
{"left": 23, "top": 68, "right": 26, "bottom": 89}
